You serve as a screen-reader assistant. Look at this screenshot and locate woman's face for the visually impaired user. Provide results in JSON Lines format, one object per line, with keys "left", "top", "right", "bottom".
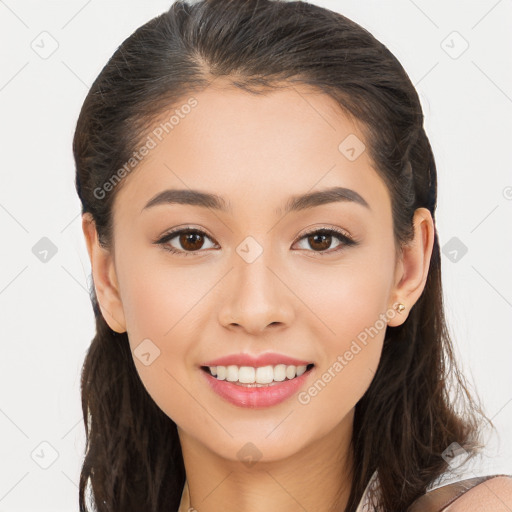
{"left": 84, "top": 83, "right": 431, "bottom": 464}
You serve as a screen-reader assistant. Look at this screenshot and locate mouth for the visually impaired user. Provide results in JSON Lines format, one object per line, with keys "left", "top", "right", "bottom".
{"left": 200, "top": 362, "right": 316, "bottom": 408}
{"left": 200, "top": 363, "right": 315, "bottom": 387}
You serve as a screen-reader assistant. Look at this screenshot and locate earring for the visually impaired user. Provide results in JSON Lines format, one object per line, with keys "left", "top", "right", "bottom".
{"left": 394, "top": 302, "right": 406, "bottom": 314}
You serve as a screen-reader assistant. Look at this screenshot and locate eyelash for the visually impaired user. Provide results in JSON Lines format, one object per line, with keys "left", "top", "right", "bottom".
{"left": 154, "top": 225, "right": 358, "bottom": 257}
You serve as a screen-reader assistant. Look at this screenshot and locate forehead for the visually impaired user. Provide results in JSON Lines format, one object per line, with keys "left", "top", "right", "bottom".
{"left": 112, "top": 84, "right": 390, "bottom": 221}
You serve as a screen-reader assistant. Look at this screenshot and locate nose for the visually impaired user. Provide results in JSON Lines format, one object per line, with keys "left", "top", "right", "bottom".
{"left": 217, "top": 249, "right": 295, "bottom": 335}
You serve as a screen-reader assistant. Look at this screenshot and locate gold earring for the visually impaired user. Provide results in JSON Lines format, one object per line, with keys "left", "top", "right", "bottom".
{"left": 394, "top": 303, "right": 405, "bottom": 314}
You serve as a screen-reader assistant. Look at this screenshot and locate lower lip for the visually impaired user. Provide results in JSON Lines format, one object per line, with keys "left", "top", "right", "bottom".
{"left": 200, "top": 366, "right": 315, "bottom": 409}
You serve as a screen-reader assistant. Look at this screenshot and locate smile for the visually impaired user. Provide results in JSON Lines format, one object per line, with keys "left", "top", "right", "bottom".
{"left": 202, "top": 363, "right": 314, "bottom": 386}
{"left": 200, "top": 364, "right": 316, "bottom": 408}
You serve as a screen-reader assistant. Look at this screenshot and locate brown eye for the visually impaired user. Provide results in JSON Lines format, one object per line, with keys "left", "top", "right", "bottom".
{"left": 179, "top": 232, "right": 206, "bottom": 251}
{"left": 155, "top": 228, "right": 217, "bottom": 256}
{"left": 294, "top": 228, "right": 357, "bottom": 255}
{"left": 307, "top": 232, "right": 333, "bottom": 252}
{"left": 155, "top": 226, "right": 357, "bottom": 257}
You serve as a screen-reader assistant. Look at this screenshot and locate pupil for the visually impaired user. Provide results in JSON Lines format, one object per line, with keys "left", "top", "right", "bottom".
{"left": 181, "top": 233, "right": 203, "bottom": 250}
{"left": 310, "top": 234, "right": 330, "bottom": 251}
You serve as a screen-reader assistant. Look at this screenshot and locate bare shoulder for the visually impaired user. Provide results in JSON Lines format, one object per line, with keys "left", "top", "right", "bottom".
{"left": 447, "top": 476, "right": 512, "bottom": 511}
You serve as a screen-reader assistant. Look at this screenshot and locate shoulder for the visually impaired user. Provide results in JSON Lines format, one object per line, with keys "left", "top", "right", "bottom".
{"left": 448, "top": 476, "right": 512, "bottom": 511}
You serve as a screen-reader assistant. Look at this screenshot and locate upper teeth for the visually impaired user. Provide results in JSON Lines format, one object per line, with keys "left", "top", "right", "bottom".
{"left": 208, "top": 364, "right": 309, "bottom": 384}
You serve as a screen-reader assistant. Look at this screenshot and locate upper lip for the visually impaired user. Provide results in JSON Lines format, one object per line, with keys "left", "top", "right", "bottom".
{"left": 201, "top": 352, "right": 314, "bottom": 368}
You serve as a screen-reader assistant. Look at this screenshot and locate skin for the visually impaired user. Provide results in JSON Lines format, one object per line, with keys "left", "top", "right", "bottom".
{"left": 82, "top": 82, "right": 435, "bottom": 511}
{"left": 451, "top": 477, "right": 512, "bottom": 511}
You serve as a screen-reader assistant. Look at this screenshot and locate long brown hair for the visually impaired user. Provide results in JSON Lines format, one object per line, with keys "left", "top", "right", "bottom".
{"left": 73, "top": 1, "right": 491, "bottom": 510}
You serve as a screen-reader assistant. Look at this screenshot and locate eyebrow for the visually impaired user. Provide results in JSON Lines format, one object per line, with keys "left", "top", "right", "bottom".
{"left": 141, "top": 186, "right": 370, "bottom": 216}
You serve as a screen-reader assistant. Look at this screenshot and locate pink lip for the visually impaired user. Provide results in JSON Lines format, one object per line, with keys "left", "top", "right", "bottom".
{"left": 200, "top": 365, "right": 315, "bottom": 409}
{"left": 201, "top": 352, "right": 313, "bottom": 368}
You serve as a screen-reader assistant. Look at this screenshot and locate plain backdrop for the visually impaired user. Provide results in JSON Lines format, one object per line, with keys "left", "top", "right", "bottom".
{"left": 0, "top": 0, "right": 511, "bottom": 510}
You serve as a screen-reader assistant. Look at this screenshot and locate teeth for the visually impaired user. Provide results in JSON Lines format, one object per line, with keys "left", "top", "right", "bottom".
{"left": 207, "top": 364, "right": 310, "bottom": 384}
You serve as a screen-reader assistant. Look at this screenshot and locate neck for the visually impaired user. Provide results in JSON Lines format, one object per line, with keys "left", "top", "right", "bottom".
{"left": 177, "top": 410, "right": 354, "bottom": 512}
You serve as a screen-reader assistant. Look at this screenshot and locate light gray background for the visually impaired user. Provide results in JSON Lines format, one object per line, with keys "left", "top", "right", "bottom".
{"left": 0, "top": 0, "right": 511, "bottom": 510}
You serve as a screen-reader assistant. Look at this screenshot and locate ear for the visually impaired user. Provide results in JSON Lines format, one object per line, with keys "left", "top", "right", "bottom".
{"left": 387, "top": 207, "right": 435, "bottom": 327}
{"left": 82, "top": 213, "right": 127, "bottom": 333}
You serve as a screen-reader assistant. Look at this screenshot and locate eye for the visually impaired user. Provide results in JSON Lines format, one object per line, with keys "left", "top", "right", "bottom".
{"left": 154, "top": 226, "right": 358, "bottom": 257}
{"left": 154, "top": 227, "right": 218, "bottom": 256}
{"left": 293, "top": 227, "right": 357, "bottom": 255}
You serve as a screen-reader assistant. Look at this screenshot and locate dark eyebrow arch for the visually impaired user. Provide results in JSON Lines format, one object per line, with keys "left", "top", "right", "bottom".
{"left": 277, "top": 186, "right": 370, "bottom": 216}
{"left": 141, "top": 186, "right": 370, "bottom": 215}
{"left": 141, "top": 189, "right": 231, "bottom": 214}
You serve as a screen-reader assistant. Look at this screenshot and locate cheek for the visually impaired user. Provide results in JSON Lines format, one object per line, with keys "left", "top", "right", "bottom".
{"left": 289, "top": 247, "right": 392, "bottom": 410}
{"left": 118, "top": 249, "right": 204, "bottom": 345}
{"left": 291, "top": 250, "right": 393, "bottom": 347}
{"left": 116, "top": 255, "right": 212, "bottom": 423}
{"left": 295, "top": 284, "right": 386, "bottom": 426}
{"left": 306, "top": 335, "right": 384, "bottom": 411}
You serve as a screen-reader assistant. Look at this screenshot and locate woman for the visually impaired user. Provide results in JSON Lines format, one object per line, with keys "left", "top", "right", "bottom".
{"left": 74, "top": 0, "right": 512, "bottom": 510}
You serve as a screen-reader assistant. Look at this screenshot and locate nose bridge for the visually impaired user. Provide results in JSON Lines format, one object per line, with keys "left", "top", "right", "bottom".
{"left": 237, "top": 238, "right": 274, "bottom": 294}
{"left": 218, "top": 233, "right": 293, "bottom": 332}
